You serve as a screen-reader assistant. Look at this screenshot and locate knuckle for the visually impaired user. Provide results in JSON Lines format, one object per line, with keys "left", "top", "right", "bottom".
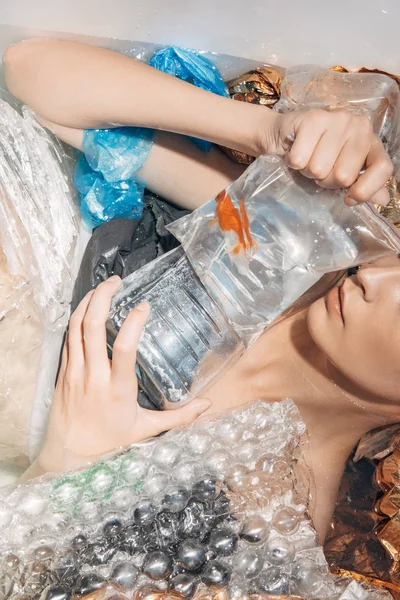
{"left": 356, "top": 114, "right": 373, "bottom": 134}
{"left": 333, "top": 109, "right": 351, "bottom": 125}
{"left": 308, "top": 109, "right": 329, "bottom": 128}
{"left": 334, "top": 169, "right": 356, "bottom": 187}
{"left": 83, "top": 316, "right": 103, "bottom": 334}
{"left": 64, "top": 369, "right": 80, "bottom": 390}
{"left": 379, "top": 158, "right": 394, "bottom": 179}
{"left": 351, "top": 185, "right": 369, "bottom": 203}
{"left": 309, "top": 162, "right": 330, "bottom": 180}
{"left": 289, "top": 152, "right": 308, "bottom": 170}
{"left": 113, "top": 339, "right": 133, "bottom": 355}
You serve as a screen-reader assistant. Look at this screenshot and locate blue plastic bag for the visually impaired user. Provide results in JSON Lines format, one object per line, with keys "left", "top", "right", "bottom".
{"left": 149, "top": 46, "right": 229, "bottom": 96}
{"left": 76, "top": 126, "right": 153, "bottom": 227}
{"left": 76, "top": 47, "right": 229, "bottom": 227}
{"left": 150, "top": 47, "right": 229, "bottom": 151}
{"left": 74, "top": 155, "right": 146, "bottom": 228}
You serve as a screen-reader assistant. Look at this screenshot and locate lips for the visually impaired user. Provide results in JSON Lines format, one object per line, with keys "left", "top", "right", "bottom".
{"left": 325, "top": 284, "right": 344, "bottom": 323}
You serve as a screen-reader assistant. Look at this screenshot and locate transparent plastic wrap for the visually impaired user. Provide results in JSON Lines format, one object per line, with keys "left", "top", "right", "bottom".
{"left": 275, "top": 65, "right": 400, "bottom": 150}
{"left": 0, "top": 90, "right": 87, "bottom": 471}
{"left": 168, "top": 155, "right": 400, "bottom": 346}
{"left": 0, "top": 399, "right": 389, "bottom": 599}
{"left": 107, "top": 246, "right": 244, "bottom": 409}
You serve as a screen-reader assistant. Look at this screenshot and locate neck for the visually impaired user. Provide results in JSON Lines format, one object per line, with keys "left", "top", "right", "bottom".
{"left": 240, "top": 309, "right": 397, "bottom": 540}
{"left": 243, "top": 309, "right": 393, "bottom": 456}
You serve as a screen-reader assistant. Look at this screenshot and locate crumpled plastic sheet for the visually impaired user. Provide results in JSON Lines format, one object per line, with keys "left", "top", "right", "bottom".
{"left": 275, "top": 65, "right": 400, "bottom": 151}
{"left": 0, "top": 89, "right": 87, "bottom": 471}
{"left": 0, "top": 398, "right": 390, "bottom": 599}
{"left": 167, "top": 154, "right": 400, "bottom": 347}
{"left": 75, "top": 46, "right": 229, "bottom": 227}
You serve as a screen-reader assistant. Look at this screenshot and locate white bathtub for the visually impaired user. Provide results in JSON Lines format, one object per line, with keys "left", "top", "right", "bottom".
{"left": 0, "top": 0, "right": 399, "bottom": 73}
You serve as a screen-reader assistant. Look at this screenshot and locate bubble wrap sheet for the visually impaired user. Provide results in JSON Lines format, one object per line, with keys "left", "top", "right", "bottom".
{"left": 0, "top": 400, "right": 390, "bottom": 600}
{"left": 0, "top": 90, "right": 88, "bottom": 469}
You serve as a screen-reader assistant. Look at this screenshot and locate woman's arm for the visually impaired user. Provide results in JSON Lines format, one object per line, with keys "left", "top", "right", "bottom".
{"left": 37, "top": 115, "right": 245, "bottom": 211}
{"left": 4, "top": 39, "right": 266, "bottom": 157}
{"left": 4, "top": 38, "right": 393, "bottom": 206}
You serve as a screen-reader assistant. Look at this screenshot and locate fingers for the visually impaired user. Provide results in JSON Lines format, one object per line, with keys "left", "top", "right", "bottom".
{"left": 66, "top": 289, "right": 95, "bottom": 372}
{"left": 81, "top": 275, "right": 121, "bottom": 376}
{"left": 345, "top": 138, "right": 393, "bottom": 206}
{"left": 111, "top": 302, "right": 151, "bottom": 382}
{"left": 138, "top": 398, "right": 212, "bottom": 439}
{"left": 310, "top": 132, "right": 370, "bottom": 189}
{"left": 285, "top": 115, "right": 325, "bottom": 171}
{"left": 282, "top": 109, "right": 393, "bottom": 206}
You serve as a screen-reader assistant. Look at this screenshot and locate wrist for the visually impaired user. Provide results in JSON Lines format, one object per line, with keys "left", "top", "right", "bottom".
{"left": 210, "top": 100, "right": 281, "bottom": 158}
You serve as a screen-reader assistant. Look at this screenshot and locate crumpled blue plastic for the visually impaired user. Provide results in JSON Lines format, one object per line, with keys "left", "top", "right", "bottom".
{"left": 75, "top": 46, "right": 229, "bottom": 227}
{"left": 75, "top": 126, "right": 154, "bottom": 227}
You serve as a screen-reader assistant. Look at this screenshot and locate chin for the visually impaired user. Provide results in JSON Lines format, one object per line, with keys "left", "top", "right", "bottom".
{"left": 306, "top": 296, "right": 326, "bottom": 344}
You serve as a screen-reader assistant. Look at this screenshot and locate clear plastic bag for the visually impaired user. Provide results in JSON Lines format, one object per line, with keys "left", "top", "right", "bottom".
{"left": 0, "top": 90, "right": 88, "bottom": 471}
{"left": 0, "top": 398, "right": 389, "bottom": 599}
{"left": 275, "top": 65, "right": 400, "bottom": 150}
{"left": 168, "top": 155, "right": 400, "bottom": 346}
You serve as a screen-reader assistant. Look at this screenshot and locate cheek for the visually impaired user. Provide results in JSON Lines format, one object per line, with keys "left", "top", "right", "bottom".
{"left": 308, "top": 303, "right": 400, "bottom": 398}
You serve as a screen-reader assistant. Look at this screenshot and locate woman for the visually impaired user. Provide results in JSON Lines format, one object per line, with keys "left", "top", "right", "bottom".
{"left": 4, "top": 40, "right": 398, "bottom": 541}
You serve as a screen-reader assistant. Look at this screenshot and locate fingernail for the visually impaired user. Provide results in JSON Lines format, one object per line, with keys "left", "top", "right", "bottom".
{"left": 107, "top": 275, "right": 121, "bottom": 282}
{"left": 345, "top": 197, "right": 358, "bottom": 207}
{"left": 135, "top": 301, "right": 151, "bottom": 312}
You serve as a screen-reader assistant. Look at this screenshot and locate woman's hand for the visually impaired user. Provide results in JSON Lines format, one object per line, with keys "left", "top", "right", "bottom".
{"left": 37, "top": 276, "right": 211, "bottom": 475}
{"left": 259, "top": 109, "right": 393, "bottom": 207}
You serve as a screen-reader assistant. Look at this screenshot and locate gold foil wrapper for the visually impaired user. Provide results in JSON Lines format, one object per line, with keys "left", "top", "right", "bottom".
{"left": 376, "top": 178, "right": 400, "bottom": 227}
{"left": 379, "top": 514, "right": 400, "bottom": 564}
{"left": 220, "top": 67, "right": 283, "bottom": 165}
{"left": 327, "top": 428, "right": 400, "bottom": 599}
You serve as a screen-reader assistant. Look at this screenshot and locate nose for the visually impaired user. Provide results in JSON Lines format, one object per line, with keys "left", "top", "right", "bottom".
{"left": 357, "top": 263, "right": 400, "bottom": 302}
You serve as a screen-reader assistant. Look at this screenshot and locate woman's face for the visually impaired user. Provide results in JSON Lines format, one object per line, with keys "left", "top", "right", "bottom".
{"left": 307, "top": 253, "right": 400, "bottom": 402}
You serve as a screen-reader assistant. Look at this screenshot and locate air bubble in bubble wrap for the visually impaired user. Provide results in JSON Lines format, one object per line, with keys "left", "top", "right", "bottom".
{"left": 88, "top": 464, "right": 115, "bottom": 494}
{"left": 186, "top": 430, "right": 213, "bottom": 456}
{"left": 121, "top": 452, "right": 148, "bottom": 484}
{"left": 172, "top": 459, "right": 203, "bottom": 487}
{"left": 18, "top": 491, "right": 48, "bottom": 516}
{"left": 151, "top": 441, "right": 180, "bottom": 469}
{"left": 233, "top": 550, "right": 263, "bottom": 579}
{"left": 144, "top": 472, "right": 170, "bottom": 497}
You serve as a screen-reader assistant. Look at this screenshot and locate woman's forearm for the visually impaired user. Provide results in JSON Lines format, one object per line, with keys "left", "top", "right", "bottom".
{"left": 4, "top": 39, "right": 274, "bottom": 157}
